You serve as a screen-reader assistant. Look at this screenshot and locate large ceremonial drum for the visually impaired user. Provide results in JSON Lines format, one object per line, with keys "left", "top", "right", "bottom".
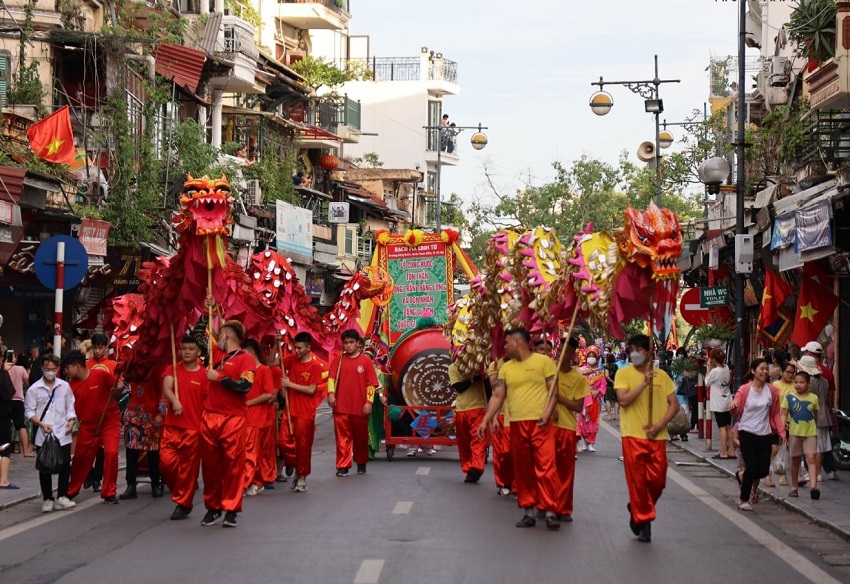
{"left": 388, "top": 326, "right": 453, "bottom": 407}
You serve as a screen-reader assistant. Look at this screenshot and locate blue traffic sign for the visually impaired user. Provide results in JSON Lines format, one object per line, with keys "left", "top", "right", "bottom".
{"left": 34, "top": 235, "right": 89, "bottom": 290}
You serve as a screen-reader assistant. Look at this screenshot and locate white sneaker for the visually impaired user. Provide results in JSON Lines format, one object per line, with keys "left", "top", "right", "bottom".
{"left": 587, "top": 445, "right": 596, "bottom": 452}
{"left": 406, "top": 447, "right": 417, "bottom": 457}
{"left": 827, "top": 471, "right": 839, "bottom": 481}
{"left": 498, "top": 487, "right": 511, "bottom": 497}
{"left": 293, "top": 480, "right": 307, "bottom": 492}
{"left": 54, "top": 496, "right": 76, "bottom": 510}
{"left": 245, "top": 484, "right": 260, "bottom": 496}
{"left": 41, "top": 499, "right": 54, "bottom": 513}
{"left": 425, "top": 447, "right": 437, "bottom": 455}
{"left": 580, "top": 444, "right": 588, "bottom": 452}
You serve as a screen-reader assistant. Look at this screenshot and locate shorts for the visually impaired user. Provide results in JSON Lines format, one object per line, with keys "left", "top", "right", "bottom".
{"left": 816, "top": 427, "right": 832, "bottom": 453}
{"left": 714, "top": 411, "right": 732, "bottom": 428}
{"left": 789, "top": 435, "right": 817, "bottom": 457}
{"left": 604, "top": 389, "right": 618, "bottom": 402}
{"left": 11, "top": 400, "right": 26, "bottom": 430}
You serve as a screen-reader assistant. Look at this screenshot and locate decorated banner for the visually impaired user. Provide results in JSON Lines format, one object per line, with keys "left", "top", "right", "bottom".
{"left": 79, "top": 218, "right": 110, "bottom": 256}
{"left": 385, "top": 234, "right": 451, "bottom": 343}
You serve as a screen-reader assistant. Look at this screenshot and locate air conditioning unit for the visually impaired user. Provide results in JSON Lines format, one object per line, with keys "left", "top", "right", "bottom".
{"left": 769, "top": 56, "right": 790, "bottom": 86}
{"left": 244, "top": 180, "right": 262, "bottom": 206}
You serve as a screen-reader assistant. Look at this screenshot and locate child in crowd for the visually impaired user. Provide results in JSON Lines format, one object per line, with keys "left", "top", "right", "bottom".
{"left": 781, "top": 371, "right": 820, "bottom": 499}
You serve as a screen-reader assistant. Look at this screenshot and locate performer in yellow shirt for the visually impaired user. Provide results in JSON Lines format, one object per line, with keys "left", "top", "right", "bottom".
{"left": 449, "top": 361, "right": 488, "bottom": 483}
{"left": 478, "top": 328, "right": 560, "bottom": 531}
{"left": 614, "top": 334, "right": 679, "bottom": 543}
{"left": 553, "top": 337, "right": 590, "bottom": 522}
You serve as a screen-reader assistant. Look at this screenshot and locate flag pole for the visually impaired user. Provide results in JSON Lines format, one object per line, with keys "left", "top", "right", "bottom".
{"left": 547, "top": 301, "right": 582, "bottom": 403}
{"left": 170, "top": 321, "right": 180, "bottom": 401}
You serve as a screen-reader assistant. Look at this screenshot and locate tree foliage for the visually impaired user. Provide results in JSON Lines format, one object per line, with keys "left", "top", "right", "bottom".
{"left": 292, "top": 56, "right": 357, "bottom": 91}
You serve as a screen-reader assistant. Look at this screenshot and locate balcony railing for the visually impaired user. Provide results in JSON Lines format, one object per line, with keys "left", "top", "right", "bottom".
{"left": 425, "top": 127, "right": 457, "bottom": 153}
{"left": 278, "top": 0, "right": 350, "bottom": 18}
{"left": 799, "top": 110, "right": 850, "bottom": 166}
{"left": 339, "top": 57, "right": 458, "bottom": 84}
{"left": 291, "top": 95, "right": 361, "bottom": 132}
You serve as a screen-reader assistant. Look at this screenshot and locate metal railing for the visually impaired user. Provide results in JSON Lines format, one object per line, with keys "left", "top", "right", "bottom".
{"left": 425, "top": 127, "right": 458, "bottom": 153}
{"left": 295, "top": 95, "right": 361, "bottom": 132}
{"left": 338, "top": 57, "right": 458, "bottom": 84}
{"left": 799, "top": 110, "right": 850, "bottom": 165}
{"left": 278, "top": 0, "right": 350, "bottom": 18}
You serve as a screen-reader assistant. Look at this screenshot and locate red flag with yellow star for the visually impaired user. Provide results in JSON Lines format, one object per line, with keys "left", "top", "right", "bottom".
{"left": 791, "top": 276, "right": 838, "bottom": 346}
{"left": 759, "top": 269, "right": 793, "bottom": 331}
{"left": 26, "top": 105, "right": 76, "bottom": 165}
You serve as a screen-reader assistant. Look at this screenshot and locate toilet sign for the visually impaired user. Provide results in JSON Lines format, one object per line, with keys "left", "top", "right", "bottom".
{"left": 699, "top": 286, "right": 728, "bottom": 308}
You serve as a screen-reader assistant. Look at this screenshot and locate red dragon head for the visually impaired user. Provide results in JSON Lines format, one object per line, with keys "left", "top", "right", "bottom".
{"left": 173, "top": 173, "right": 234, "bottom": 235}
{"left": 620, "top": 202, "right": 683, "bottom": 281}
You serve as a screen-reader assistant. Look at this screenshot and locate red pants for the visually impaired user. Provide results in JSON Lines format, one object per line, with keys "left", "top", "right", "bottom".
{"left": 554, "top": 427, "right": 578, "bottom": 517}
{"left": 69, "top": 421, "right": 120, "bottom": 499}
{"left": 492, "top": 415, "right": 514, "bottom": 489}
{"left": 159, "top": 425, "right": 201, "bottom": 509}
{"left": 456, "top": 408, "right": 487, "bottom": 474}
{"left": 333, "top": 412, "right": 369, "bottom": 469}
{"left": 259, "top": 424, "right": 277, "bottom": 484}
{"left": 243, "top": 426, "right": 263, "bottom": 490}
{"left": 622, "top": 436, "right": 668, "bottom": 524}
{"left": 201, "top": 411, "right": 246, "bottom": 513}
{"left": 510, "top": 420, "right": 558, "bottom": 511}
{"left": 278, "top": 414, "right": 297, "bottom": 468}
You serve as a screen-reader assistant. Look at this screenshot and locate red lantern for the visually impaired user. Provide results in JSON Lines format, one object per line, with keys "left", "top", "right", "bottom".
{"left": 319, "top": 153, "right": 340, "bottom": 171}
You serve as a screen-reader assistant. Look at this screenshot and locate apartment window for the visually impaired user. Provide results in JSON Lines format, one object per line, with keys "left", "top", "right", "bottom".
{"left": 344, "top": 226, "right": 356, "bottom": 256}
{"left": 427, "top": 100, "right": 442, "bottom": 151}
{"left": 426, "top": 171, "right": 437, "bottom": 194}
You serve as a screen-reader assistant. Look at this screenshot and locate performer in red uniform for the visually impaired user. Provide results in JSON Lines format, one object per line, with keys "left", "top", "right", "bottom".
{"left": 82, "top": 333, "right": 117, "bottom": 493}
{"left": 200, "top": 320, "right": 255, "bottom": 528}
{"left": 241, "top": 339, "right": 276, "bottom": 496}
{"left": 448, "top": 360, "right": 488, "bottom": 483}
{"left": 160, "top": 335, "right": 208, "bottom": 520}
{"left": 64, "top": 350, "right": 121, "bottom": 503}
{"left": 488, "top": 359, "right": 514, "bottom": 497}
{"left": 281, "top": 332, "right": 324, "bottom": 492}
{"left": 327, "top": 330, "right": 378, "bottom": 476}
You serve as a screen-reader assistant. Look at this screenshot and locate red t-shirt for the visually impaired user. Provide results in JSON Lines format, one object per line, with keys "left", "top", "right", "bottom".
{"left": 283, "top": 355, "right": 324, "bottom": 419}
{"left": 246, "top": 364, "right": 275, "bottom": 428}
{"left": 71, "top": 368, "right": 118, "bottom": 425}
{"left": 328, "top": 352, "right": 378, "bottom": 416}
{"left": 204, "top": 348, "right": 255, "bottom": 417}
{"left": 164, "top": 363, "right": 209, "bottom": 431}
{"left": 87, "top": 357, "right": 118, "bottom": 376}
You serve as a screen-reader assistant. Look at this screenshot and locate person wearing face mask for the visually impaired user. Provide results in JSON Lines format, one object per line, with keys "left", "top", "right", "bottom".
{"left": 199, "top": 318, "right": 255, "bottom": 528}
{"left": 24, "top": 354, "right": 77, "bottom": 511}
{"left": 614, "top": 334, "right": 680, "bottom": 543}
{"left": 577, "top": 349, "right": 605, "bottom": 452}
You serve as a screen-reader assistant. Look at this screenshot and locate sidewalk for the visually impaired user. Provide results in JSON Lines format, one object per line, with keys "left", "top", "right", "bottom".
{"left": 672, "top": 417, "right": 850, "bottom": 542}
{"left": 0, "top": 449, "right": 127, "bottom": 510}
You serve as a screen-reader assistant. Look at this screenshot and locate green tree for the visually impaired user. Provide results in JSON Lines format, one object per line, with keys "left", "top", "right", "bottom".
{"left": 291, "top": 56, "right": 356, "bottom": 92}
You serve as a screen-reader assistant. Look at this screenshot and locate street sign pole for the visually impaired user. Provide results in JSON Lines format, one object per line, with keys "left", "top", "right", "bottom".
{"left": 53, "top": 241, "right": 65, "bottom": 358}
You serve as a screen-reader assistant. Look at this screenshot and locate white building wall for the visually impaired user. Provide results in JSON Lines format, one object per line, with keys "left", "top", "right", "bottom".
{"left": 340, "top": 81, "right": 431, "bottom": 170}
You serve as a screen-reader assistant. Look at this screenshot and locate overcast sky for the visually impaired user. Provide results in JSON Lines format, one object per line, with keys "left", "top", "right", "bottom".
{"left": 349, "top": 0, "right": 752, "bottom": 207}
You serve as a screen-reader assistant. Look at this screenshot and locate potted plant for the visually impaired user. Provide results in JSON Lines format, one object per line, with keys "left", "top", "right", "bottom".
{"left": 787, "top": 0, "right": 838, "bottom": 67}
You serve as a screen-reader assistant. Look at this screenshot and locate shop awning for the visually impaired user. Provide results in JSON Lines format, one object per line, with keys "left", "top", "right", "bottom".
{"left": 154, "top": 42, "right": 207, "bottom": 93}
{"left": 296, "top": 186, "right": 332, "bottom": 200}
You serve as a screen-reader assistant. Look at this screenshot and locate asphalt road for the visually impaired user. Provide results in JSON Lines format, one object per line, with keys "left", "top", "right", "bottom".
{"left": 1, "top": 413, "right": 848, "bottom": 584}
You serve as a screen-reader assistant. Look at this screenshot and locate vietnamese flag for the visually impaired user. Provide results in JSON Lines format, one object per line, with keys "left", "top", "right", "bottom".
{"left": 759, "top": 269, "right": 793, "bottom": 331}
{"left": 26, "top": 105, "right": 76, "bottom": 165}
{"left": 791, "top": 276, "right": 839, "bottom": 347}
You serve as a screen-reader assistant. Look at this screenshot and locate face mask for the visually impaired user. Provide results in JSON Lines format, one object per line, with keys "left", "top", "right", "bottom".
{"left": 217, "top": 336, "right": 228, "bottom": 351}
{"left": 43, "top": 371, "right": 57, "bottom": 381}
{"left": 586, "top": 357, "right": 598, "bottom": 366}
{"left": 630, "top": 351, "right": 646, "bottom": 366}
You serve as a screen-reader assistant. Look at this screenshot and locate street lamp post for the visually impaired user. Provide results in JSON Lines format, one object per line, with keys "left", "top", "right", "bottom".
{"left": 422, "top": 123, "right": 488, "bottom": 231}
{"left": 734, "top": 0, "right": 748, "bottom": 390}
{"left": 589, "top": 55, "right": 681, "bottom": 206}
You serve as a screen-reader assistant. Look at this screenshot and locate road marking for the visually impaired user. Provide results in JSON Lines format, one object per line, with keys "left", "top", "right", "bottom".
{"left": 392, "top": 501, "right": 413, "bottom": 514}
{"left": 415, "top": 466, "right": 430, "bottom": 476}
{"left": 0, "top": 496, "right": 103, "bottom": 543}
{"left": 600, "top": 423, "right": 840, "bottom": 584}
{"left": 353, "top": 559, "right": 384, "bottom": 584}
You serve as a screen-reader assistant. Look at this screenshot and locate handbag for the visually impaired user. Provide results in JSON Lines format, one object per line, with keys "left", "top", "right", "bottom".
{"left": 667, "top": 405, "right": 691, "bottom": 435}
{"left": 36, "top": 434, "right": 65, "bottom": 474}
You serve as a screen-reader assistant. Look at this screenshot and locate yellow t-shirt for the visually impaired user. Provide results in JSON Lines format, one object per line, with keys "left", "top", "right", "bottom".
{"left": 554, "top": 368, "right": 590, "bottom": 431}
{"left": 498, "top": 353, "right": 557, "bottom": 422}
{"left": 449, "top": 362, "right": 487, "bottom": 412}
{"left": 774, "top": 379, "right": 794, "bottom": 401}
{"left": 614, "top": 365, "right": 675, "bottom": 441}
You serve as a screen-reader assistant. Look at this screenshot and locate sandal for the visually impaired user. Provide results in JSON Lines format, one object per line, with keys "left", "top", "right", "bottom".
{"left": 750, "top": 489, "right": 760, "bottom": 504}
{"left": 735, "top": 471, "right": 743, "bottom": 487}
{"left": 788, "top": 489, "right": 799, "bottom": 497}
{"left": 738, "top": 502, "right": 753, "bottom": 511}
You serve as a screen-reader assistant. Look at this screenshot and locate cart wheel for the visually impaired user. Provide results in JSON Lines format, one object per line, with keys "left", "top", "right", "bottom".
{"left": 386, "top": 446, "right": 395, "bottom": 462}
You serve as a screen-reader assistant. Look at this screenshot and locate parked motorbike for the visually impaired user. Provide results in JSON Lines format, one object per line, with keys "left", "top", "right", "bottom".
{"left": 833, "top": 409, "right": 850, "bottom": 471}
